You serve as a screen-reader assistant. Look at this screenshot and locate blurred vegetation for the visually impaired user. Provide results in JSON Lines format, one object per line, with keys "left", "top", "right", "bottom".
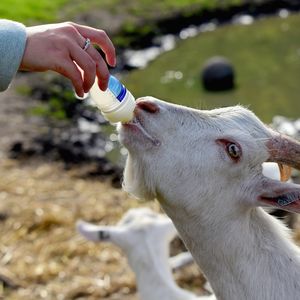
{"left": 18, "top": 76, "right": 79, "bottom": 121}
{"left": 0, "top": 0, "right": 248, "bottom": 120}
{"left": 0, "top": 0, "right": 243, "bottom": 24}
{"left": 1, "top": 1, "right": 299, "bottom": 122}
{"left": 0, "top": 0, "right": 69, "bottom": 23}
{"left": 123, "top": 13, "right": 300, "bottom": 123}
{"left": 30, "top": 94, "right": 75, "bottom": 120}
{"left": 0, "top": 0, "right": 255, "bottom": 49}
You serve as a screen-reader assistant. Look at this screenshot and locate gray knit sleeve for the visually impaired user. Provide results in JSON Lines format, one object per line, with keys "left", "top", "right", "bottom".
{"left": 0, "top": 19, "right": 27, "bottom": 91}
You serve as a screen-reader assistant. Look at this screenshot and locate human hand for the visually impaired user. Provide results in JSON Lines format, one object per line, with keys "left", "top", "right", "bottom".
{"left": 20, "top": 22, "right": 116, "bottom": 97}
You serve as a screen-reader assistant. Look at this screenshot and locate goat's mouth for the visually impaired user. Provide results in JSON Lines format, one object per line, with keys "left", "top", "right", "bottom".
{"left": 122, "top": 116, "right": 160, "bottom": 146}
{"left": 260, "top": 193, "right": 300, "bottom": 213}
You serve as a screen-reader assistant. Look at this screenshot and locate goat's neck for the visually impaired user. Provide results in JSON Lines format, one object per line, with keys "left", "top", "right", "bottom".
{"left": 161, "top": 201, "right": 300, "bottom": 300}
{"left": 126, "top": 239, "right": 197, "bottom": 300}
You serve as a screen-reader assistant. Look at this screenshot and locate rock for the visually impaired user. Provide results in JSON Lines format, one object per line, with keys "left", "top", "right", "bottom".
{"left": 9, "top": 142, "right": 23, "bottom": 158}
{"left": 201, "top": 56, "right": 235, "bottom": 91}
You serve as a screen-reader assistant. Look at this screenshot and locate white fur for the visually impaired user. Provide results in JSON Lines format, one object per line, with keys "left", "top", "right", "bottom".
{"left": 118, "top": 98, "right": 300, "bottom": 300}
{"left": 77, "top": 208, "right": 215, "bottom": 300}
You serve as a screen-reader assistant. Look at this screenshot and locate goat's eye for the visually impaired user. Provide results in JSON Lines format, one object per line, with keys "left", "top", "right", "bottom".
{"left": 216, "top": 139, "right": 242, "bottom": 162}
{"left": 226, "top": 143, "right": 241, "bottom": 159}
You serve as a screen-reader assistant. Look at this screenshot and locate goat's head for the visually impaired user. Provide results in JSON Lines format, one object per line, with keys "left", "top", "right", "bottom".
{"left": 118, "top": 97, "right": 300, "bottom": 217}
{"left": 77, "top": 208, "right": 177, "bottom": 256}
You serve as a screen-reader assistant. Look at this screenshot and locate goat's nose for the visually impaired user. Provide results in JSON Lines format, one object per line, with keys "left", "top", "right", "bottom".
{"left": 136, "top": 99, "right": 160, "bottom": 114}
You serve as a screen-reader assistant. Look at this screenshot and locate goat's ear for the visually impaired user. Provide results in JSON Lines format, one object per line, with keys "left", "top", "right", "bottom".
{"left": 76, "top": 221, "right": 124, "bottom": 242}
{"left": 257, "top": 179, "right": 300, "bottom": 213}
{"left": 157, "top": 218, "right": 177, "bottom": 241}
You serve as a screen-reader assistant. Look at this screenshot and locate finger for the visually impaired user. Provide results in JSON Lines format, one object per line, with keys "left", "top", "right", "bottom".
{"left": 69, "top": 45, "right": 97, "bottom": 93}
{"left": 87, "top": 47, "right": 110, "bottom": 91}
{"left": 53, "top": 59, "right": 84, "bottom": 97}
{"left": 71, "top": 23, "right": 116, "bottom": 67}
{"left": 95, "top": 56, "right": 110, "bottom": 91}
{"left": 79, "top": 39, "right": 110, "bottom": 91}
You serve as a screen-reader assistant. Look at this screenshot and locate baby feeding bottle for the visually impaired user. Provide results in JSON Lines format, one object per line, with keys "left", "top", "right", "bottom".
{"left": 89, "top": 75, "right": 136, "bottom": 123}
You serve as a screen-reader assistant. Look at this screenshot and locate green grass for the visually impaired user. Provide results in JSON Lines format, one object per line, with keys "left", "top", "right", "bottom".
{"left": 119, "top": 0, "right": 243, "bottom": 18}
{"left": 0, "top": 0, "right": 70, "bottom": 23}
{"left": 0, "top": 0, "right": 243, "bottom": 25}
{"left": 122, "top": 14, "right": 300, "bottom": 123}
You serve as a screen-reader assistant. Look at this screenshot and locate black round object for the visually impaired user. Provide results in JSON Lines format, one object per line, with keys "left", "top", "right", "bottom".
{"left": 201, "top": 57, "right": 235, "bottom": 91}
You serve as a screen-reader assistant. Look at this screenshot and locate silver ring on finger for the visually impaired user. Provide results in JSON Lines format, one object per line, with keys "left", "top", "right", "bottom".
{"left": 82, "top": 38, "right": 91, "bottom": 51}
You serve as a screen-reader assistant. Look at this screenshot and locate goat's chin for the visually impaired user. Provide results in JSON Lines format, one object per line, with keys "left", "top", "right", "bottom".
{"left": 123, "top": 154, "right": 156, "bottom": 201}
{"left": 118, "top": 122, "right": 159, "bottom": 153}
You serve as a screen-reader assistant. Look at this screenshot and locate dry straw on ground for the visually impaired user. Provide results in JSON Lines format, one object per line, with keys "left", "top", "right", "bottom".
{"left": 0, "top": 159, "right": 205, "bottom": 300}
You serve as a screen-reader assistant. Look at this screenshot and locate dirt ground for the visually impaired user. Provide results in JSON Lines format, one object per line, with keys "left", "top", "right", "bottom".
{"left": 1, "top": 74, "right": 300, "bottom": 300}
{"left": 0, "top": 75, "right": 206, "bottom": 299}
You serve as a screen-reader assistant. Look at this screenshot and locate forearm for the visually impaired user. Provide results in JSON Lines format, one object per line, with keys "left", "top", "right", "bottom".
{"left": 0, "top": 19, "right": 27, "bottom": 91}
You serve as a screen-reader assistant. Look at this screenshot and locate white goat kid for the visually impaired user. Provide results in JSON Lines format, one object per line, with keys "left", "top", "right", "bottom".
{"left": 118, "top": 97, "right": 300, "bottom": 300}
{"left": 77, "top": 208, "right": 215, "bottom": 300}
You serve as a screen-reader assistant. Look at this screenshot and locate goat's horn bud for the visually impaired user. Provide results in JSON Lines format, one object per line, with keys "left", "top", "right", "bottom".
{"left": 267, "top": 133, "right": 300, "bottom": 170}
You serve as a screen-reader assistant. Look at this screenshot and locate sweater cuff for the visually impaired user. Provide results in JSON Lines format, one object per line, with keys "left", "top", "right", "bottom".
{"left": 0, "top": 19, "right": 27, "bottom": 91}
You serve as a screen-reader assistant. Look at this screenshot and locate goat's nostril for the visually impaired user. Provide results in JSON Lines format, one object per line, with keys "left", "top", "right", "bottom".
{"left": 136, "top": 100, "right": 159, "bottom": 114}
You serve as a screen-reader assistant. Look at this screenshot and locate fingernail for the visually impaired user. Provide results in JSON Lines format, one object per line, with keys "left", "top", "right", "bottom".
{"left": 76, "top": 90, "right": 84, "bottom": 98}
{"left": 111, "top": 57, "right": 117, "bottom": 67}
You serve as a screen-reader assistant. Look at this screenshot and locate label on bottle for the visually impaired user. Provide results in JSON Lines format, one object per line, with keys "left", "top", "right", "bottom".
{"left": 108, "top": 76, "right": 127, "bottom": 102}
